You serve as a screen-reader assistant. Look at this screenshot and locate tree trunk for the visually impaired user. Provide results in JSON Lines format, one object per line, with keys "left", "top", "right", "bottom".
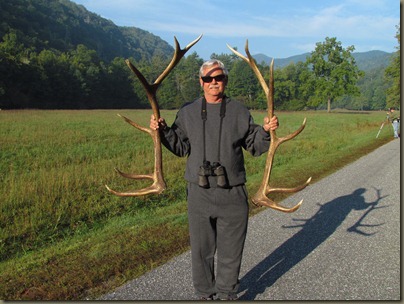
{"left": 327, "top": 97, "right": 331, "bottom": 113}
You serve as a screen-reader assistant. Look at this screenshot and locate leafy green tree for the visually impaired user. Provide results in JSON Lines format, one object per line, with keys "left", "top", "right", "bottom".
{"left": 305, "top": 37, "right": 364, "bottom": 112}
{"left": 227, "top": 59, "right": 258, "bottom": 108}
{"left": 210, "top": 51, "right": 238, "bottom": 72}
{"left": 103, "top": 57, "right": 140, "bottom": 108}
{"left": 356, "top": 68, "right": 387, "bottom": 110}
{"left": 274, "top": 62, "right": 309, "bottom": 110}
{"left": 35, "top": 49, "right": 80, "bottom": 107}
{"left": 274, "top": 68, "right": 295, "bottom": 109}
{"left": 170, "top": 52, "right": 203, "bottom": 108}
{"left": 0, "top": 30, "right": 38, "bottom": 108}
{"left": 298, "top": 66, "right": 316, "bottom": 109}
{"left": 384, "top": 24, "right": 400, "bottom": 109}
{"left": 334, "top": 65, "right": 389, "bottom": 111}
{"left": 371, "top": 86, "right": 388, "bottom": 110}
{"left": 70, "top": 45, "right": 99, "bottom": 89}
{"left": 352, "top": 95, "right": 369, "bottom": 111}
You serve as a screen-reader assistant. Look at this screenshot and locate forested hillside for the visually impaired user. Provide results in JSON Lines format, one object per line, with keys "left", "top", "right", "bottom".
{"left": 0, "top": 0, "right": 174, "bottom": 62}
{"left": 0, "top": 0, "right": 399, "bottom": 110}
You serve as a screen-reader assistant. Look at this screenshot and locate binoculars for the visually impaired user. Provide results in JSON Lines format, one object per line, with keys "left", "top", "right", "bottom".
{"left": 198, "top": 161, "right": 228, "bottom": 188}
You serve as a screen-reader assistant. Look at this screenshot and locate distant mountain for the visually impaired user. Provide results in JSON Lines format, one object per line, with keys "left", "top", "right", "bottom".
{"left": 253, "top": 53, "right": 310, "bottom": 69}
{"left": 253, "top": 50, "right": 394, "bottom": 72}
{"left": 350, "top": 50, "right": 394, "bottom": 71}
{"left": 0, "top": 0, "right": 174, "bottom": 62}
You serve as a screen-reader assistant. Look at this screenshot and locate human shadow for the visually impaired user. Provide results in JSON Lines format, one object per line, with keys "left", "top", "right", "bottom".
{"left": 238, "top": 187, "right": 387, "bottom": 300}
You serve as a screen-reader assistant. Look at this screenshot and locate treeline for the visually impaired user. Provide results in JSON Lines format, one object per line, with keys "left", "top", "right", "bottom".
{"left": 0, "top": 29, "right": 204, "bottom": 109}
{"left": 0, "top": 28, "right": 400, "bottom": 110}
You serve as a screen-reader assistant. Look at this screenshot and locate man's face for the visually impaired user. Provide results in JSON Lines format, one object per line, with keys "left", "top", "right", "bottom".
{"left": 199, "top": 64, "right": 227, "bottom": 100}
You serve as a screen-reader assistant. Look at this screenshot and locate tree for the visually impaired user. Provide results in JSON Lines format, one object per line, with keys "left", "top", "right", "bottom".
{"left": 0, "top": 30, "right": 39, "bottom": 108}
{"left": 35, "top": 49, "right": 79, "bottom": 108}
{"left": 356, "top": 68, "right": 388, "bottom": 110}
{"left": 104, "top": 57, "right": 140, "bottom": 108}
{"left": 169, "top": 52, "right": 203, "bottom": 108}
{"left": 384, "top": 24, "right": 400, "bottom": 109}
{"left": 227, "top": 59, "right": 259, "bottom": 108}
{"left": 305, "top": 37, "right": 364, "bottom": 112}
{"left": 274, "top": 62, "right": 309, "bottom": 110}
{"left": 210, "top": 51, "right": 238, "bottom": 72}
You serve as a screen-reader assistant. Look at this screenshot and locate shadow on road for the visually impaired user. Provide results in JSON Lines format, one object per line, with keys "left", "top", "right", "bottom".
{"left": 239, "top": 187, "right": 387, "bottom": 300}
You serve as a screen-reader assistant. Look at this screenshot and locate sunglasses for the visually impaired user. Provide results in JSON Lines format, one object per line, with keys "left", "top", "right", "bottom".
{"left": 201, "top": 74, "right": 227, "bottom": 83}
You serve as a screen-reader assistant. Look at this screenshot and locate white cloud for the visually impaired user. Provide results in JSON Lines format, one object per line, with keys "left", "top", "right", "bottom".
{"left": 291, "top": 42, "right": 317, "bottom": 54}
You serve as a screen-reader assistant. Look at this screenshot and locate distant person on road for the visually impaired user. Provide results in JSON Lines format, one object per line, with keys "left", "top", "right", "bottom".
{"left": 387, "top": 107, "right": 400, "bottom": 138}
{"left": 150, "top": 59, "right": 279, "bottom": 300}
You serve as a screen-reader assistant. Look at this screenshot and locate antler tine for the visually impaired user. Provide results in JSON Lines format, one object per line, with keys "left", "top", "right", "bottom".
{"left": 227, "top": 40, "right": 311, "bottom": 212}
{"left": 117, "top": 113, "right": 151, "bottom": 134}
{"left": 256, "top": 176, "right": 312, "bottom": 212}
{"left": 155, "top": 34, "right": 203, "bottom": 86}
{"left": 278, "top": 117, "right": 307, "bottom": 144}
{"left": 253, "top": 198, "right": 304, "bottom": 213}
{"left": 105, "top": 183, "right": 161, "bottom": 197}
{"left": 105, "top": 35, "right": 202, "bottom": 197}
{"left": 125, "top": 59, "right": 162, "bottom": 120}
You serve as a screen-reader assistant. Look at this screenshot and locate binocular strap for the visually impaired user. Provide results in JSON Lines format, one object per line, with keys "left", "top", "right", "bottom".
{"left": 201, "top": 97, "right": 226, "bottom": 164}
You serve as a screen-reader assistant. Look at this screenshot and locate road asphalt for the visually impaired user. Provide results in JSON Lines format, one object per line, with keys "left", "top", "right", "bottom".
{"left": 99, "top": 138, "right": 401, "bottom": 301}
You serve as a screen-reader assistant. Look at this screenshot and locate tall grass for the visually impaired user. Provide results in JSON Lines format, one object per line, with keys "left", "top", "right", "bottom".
{"left": 0, "top": 109, "right": 392, "bottom": 300}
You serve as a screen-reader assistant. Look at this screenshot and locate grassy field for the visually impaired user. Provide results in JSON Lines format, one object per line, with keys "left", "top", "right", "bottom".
{"left": 0, "top": 109, "right": 393, "bottom": 300}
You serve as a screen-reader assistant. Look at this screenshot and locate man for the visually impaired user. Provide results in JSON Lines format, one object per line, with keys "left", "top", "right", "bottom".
{"left": 387, "top": 107, "right": 400, "bottom": 138}
{"left": 150, "top": 59, "right": 279, "bottom": 300}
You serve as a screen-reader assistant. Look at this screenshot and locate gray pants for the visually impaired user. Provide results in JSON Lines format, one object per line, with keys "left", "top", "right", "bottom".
{"left": 392, "top": 120, "right": 400, "bottom": 138}
{"left": 187, "top": 182, "right": 249, "bottom": 299}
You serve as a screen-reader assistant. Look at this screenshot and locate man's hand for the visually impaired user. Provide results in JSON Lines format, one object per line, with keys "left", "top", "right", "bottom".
{"left": 150, "top": 114, "right": 167, "bottom": 131}
{"left": 263, "top": 115, "right": 279, "bottom": 132}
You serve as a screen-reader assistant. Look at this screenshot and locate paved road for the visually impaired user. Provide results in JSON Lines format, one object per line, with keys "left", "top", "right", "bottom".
{"left": 100, "top": 139, "right": 400, "bottom": 301}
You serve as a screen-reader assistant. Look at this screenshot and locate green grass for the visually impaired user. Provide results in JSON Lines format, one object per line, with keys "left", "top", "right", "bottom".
{"left": 0, "top": 109, "right": 393, "bottom": 300}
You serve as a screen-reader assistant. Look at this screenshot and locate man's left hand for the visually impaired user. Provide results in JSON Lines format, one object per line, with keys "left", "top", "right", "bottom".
{"left": 263, "top": 115, "right": 279, "bottom": 132}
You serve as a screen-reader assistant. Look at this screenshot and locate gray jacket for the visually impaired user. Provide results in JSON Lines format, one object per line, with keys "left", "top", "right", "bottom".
{"left": 160, "top": 96, "right": 271, "bottom": 187}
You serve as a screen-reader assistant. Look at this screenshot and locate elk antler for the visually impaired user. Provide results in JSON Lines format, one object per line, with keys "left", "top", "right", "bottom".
{"left": 105, "top": 34, "right": 203, "bottom": 197}
{"left": 227, "top": 40, "right": 311, "bottom": 212}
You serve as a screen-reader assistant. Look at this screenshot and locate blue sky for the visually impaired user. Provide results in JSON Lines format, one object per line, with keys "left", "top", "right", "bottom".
{"left": 72, "top": 0, "right": 400, "bottom": 60}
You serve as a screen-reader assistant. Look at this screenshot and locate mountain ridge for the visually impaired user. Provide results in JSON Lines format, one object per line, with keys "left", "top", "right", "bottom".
{"left": 253, "top": 50, "right": 394, "bottom": 72}
{"left": 0, "top": 0, "right": 175, "bottom": 62}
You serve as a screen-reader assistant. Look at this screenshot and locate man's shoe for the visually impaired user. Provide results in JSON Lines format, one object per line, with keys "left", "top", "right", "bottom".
{"left": 217, "top": 294, "right": 238, "bottom": 300}
{"left": 199, "top": 295, "right": 214, "bottom": 300}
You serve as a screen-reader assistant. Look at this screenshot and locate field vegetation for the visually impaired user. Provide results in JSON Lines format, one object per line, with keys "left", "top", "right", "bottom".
{"left": 0, "top": 109, "right": 393, "bottom": 300}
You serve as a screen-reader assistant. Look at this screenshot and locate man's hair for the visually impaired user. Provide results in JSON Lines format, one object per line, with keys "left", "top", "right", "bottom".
{"left": 199, "top": 59, "right": 229, "bottom": 77}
